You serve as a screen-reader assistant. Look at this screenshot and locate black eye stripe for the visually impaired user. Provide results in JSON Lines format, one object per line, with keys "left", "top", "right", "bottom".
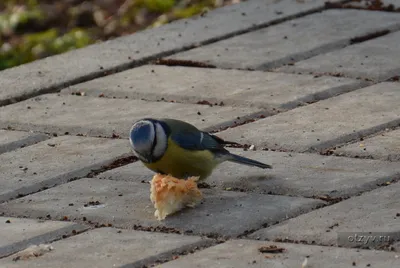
{"left": 150, "top": 123, "right": 158, "bottom": 156}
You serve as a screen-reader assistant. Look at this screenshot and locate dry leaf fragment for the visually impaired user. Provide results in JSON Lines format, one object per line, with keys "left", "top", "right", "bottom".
{"left": 258, "top": 245, "right": 285, "bottom": 253}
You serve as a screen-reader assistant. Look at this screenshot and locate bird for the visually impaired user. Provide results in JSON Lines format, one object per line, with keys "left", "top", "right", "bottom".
{"left": 129, "top": 118, "right": 272, "bottom": 181}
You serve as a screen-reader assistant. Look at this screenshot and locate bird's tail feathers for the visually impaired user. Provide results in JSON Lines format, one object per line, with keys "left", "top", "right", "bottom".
{"left": 227, "top": 153, "right": 272, "bottom": 169}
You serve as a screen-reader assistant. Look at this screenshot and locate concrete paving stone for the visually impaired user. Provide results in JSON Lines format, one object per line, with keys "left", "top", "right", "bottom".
{"left": 0, "top": 228, "right": 211, "bottom": 268}
{"left": 278, "top": 31, "right": 400, "bottom": 81}
{"left": 0, "top": 130, "right": 48, "bottom": 154}
{"left": 0, "top": 178, "right": 324, "bottom": 238}
{"left": 0, "top": 217, "right": 88, "bottom": 258}
{"left": 334, "top": 128, "right": 400, "bottom": 161}
{"left": 157, "top": 239, "right": 400, "bottom": 268}
{"left": 168, "top": 9, "right": 400, "bottom": 70}
{"left": 393, "top": 242, "right": 400, "bottom": 252}
{"left": 0, "top": 94, "right": 261, "bottom": 138}
{"left": 0, "top": 0, "right": 331, "bottom": 107}
{"left": 217, "top": 82, "right": 400, "bottom": 152}
{"left": 62, "top": 65, "right": 364, "bottom": 109}
{"left": 97, "top": 149, "right": 400, "bottom": 198}
{"left": 249, "top": 182, "right": 400, "bottom": 248}
{"left": 0, "top": 135, "right": 132, "bottom": 203}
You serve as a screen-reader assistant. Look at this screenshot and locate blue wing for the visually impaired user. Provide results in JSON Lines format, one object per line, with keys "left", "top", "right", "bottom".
{"left": 170, "top": 131, "right": 227, "bottom": 152}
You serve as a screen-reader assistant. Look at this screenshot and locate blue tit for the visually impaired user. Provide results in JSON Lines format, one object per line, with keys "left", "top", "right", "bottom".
{"left": 129, "top": 118, "right": 272, "bottom": 180}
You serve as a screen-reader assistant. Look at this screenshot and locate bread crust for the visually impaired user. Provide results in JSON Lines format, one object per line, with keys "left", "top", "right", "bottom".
{"left": 150, "top": 174, "right": 203, "bottom": 220}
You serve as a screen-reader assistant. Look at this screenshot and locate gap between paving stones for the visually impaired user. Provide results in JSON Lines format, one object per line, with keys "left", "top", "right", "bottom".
{"left": 3, "top": 153, "right": 397, "bottom": 259}
{"left": 96, "top": 148, "right": 400, "bottom": 204}
{"left": 138, "top": 241, "right": 226, "bottom": 268}
{"left": 0, "top": 0, "right": 336, "bottom": 107}
{"left": 0, "top": 227, "right": 214, "bottom": 268}
{"left": 215, "top": 82, "right": 400, "bottom": 154}
{"left": 154, "top": 239, "right": 400, "bottom": 268}
{"left": 322, "top": 125, "right": 400, "bottom": 159}
{"left": 167, "top": 9, "right": 400, "bottom": 74}
{"left": 240, "top": 177, "right": 400, "bottom": 241}
{"left": 0, "top": 93, "right": 271, "bottom": 138}
{"left": 64, "top": 65, "right": 369, "bottom": 111}
{"left": 326, "top": 0, "right": 400, "bottom": 12}
{"left": 219, "top": 116, "right": 400, "bottom": 155}
{"left": 1, "top": 153, "right": 138, "bottom": 204}
{"left": 307, "top": 119, "right": 400, "bottom": 153}
{"left": 0, "top": 130, "right": 49, "bottom": 154}
{"left": 0, "top": 218, "right": 88, "bottom": 259}
{"left": 0, "top": 136, "right": 134, "bottom": 204}
{"left": 276, "top": 30, "right": 400, "bottom": 81}
{"left": 248, "top": 181, "right": 400, "bottom": 250}
{"left": 61, "top": 65, "right": 371, "bottom": 138}
{"left": 266, "top": 27, "right": 396, "bottom": 73}
{"left": 118, "top": 238, "right": 218, "bottom": 268}
{"left": 0, "top": 177, "right": 325, "bottom": 240}
{"left": 332, "top": 133, "right": 400, "bottom": 162}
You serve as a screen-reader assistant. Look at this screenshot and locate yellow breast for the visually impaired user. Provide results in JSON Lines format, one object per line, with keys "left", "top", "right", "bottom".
{"left": 144, "top": 138, "right": 218, "bottom": 180}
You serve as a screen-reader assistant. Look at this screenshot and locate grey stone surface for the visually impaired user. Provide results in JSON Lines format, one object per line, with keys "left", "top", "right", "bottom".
{"left": 278, "top": 31, "right": 400, "bottom": 81}
{"left": 217, "top": 82, "right": 400, "bottom": 152}
{"left": 0, "top": 136, "right": 132, "bottom": 203}
{"left": 62, "top": 65, "right": 364, "bottom": 109}
{"left": 98, "top": 149, "right": 400, "bottom": 198}
{"left": 0, "top": 0, "right": 330, "bottom": 106}
{"left": 0, "top": 217, "right": 88, "bottom": 258}
{"left": 393, "top": 242, "right": 400, "bottom": 252}
{"left": 158, "top": 239, "right": 400, "bottom": 268}
{"left": 0, "top": 178, "right": 324, "bottom": 238}
{"left": 0, "top": 130, "right": 48, "bottom": 154}
{"left": 250, "top": 182, "right": 400, "bottom": 248}
{"left": 0, "top": 228, "right": 210, "bottom": 268}
{"left": 334, "top": 129, "right": 400, "bottom": 161}
{"left": 168, "top": 9, "right": 400, "bottom": 70}
{"left": 0, "top": 94, "right": 261, "bottom": 137}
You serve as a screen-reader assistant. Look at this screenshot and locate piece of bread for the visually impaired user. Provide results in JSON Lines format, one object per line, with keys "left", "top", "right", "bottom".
{"left": 12, "top": 244, "right": 54, "bottom": 261}
{"left": 150, "top": 174, "right": 203, "bottom": 220}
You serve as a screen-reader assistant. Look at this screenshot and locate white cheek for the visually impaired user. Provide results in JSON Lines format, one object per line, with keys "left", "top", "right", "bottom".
{"left": 152, "top": 123, "right": 167, "bottom": 159}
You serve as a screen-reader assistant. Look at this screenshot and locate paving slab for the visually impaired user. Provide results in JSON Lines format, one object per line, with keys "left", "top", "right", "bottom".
{"left": 0, "top": 130, "right": 48, "bottom": 154}
{"left": 0, "top": 228, "right": 211, "bottom": 268}
{"left": 0, "top": 178, "right": 324, "bottom": 238}
{"left": 0, "top": 0, "right": 331, "bottom": 107}
{"left": 62, "top": 65, "right": 364, "bottom": 109}
{"left": 0, "top": 94, "right": 261, "bottom": 138}
{"left": 0, "top": 136, "right": 132, "bottom": 203}
{"left": 217, "top": 82, "right": 400, "bottom": 152}
{"left": 334, "top": 128, "right": 400, "bottom": 161}
{"left": 157, "top": 239, "right": 400, "bottom": 268}
{"left": 250, "top": 182, "right": 400, "bottom": 248}
{"left": 393, "top": 242, "right": 400, "bottom": 252}
{"left": 278, "top": 31, "right": 400, "bottom": 81}
{"left": 168, "top": 9, "right": 400, "bottom": 70}
{"left": 98, "top": 149, "right": 400, "bottom": 198}
{"left": 0, "top": 217, "right": 88, "bottom": 258}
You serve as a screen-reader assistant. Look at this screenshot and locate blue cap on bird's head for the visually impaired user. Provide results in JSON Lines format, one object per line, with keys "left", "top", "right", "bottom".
{"left": 129, "top": 118, "right": 168, "bottom": 163}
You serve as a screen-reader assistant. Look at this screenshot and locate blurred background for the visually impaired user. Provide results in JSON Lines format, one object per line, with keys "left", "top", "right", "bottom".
{"left": 0, "top": 0, "right": 241, "bottom": 70}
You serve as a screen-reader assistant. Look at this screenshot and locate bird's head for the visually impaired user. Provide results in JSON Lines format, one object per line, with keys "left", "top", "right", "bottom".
{"left": 129, "top": 118, "right": 169, "bottom": 163}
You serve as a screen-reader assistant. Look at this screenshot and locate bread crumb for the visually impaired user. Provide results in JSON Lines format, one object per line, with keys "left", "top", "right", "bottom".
{"left": 150, "top": 174, "right": 203, "bottom": 220}
{"left": 302, "top": 257, "right": 308, "bottom": 268}
{"left": 12, "top": 244, "right": 54, "bottom": 261}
